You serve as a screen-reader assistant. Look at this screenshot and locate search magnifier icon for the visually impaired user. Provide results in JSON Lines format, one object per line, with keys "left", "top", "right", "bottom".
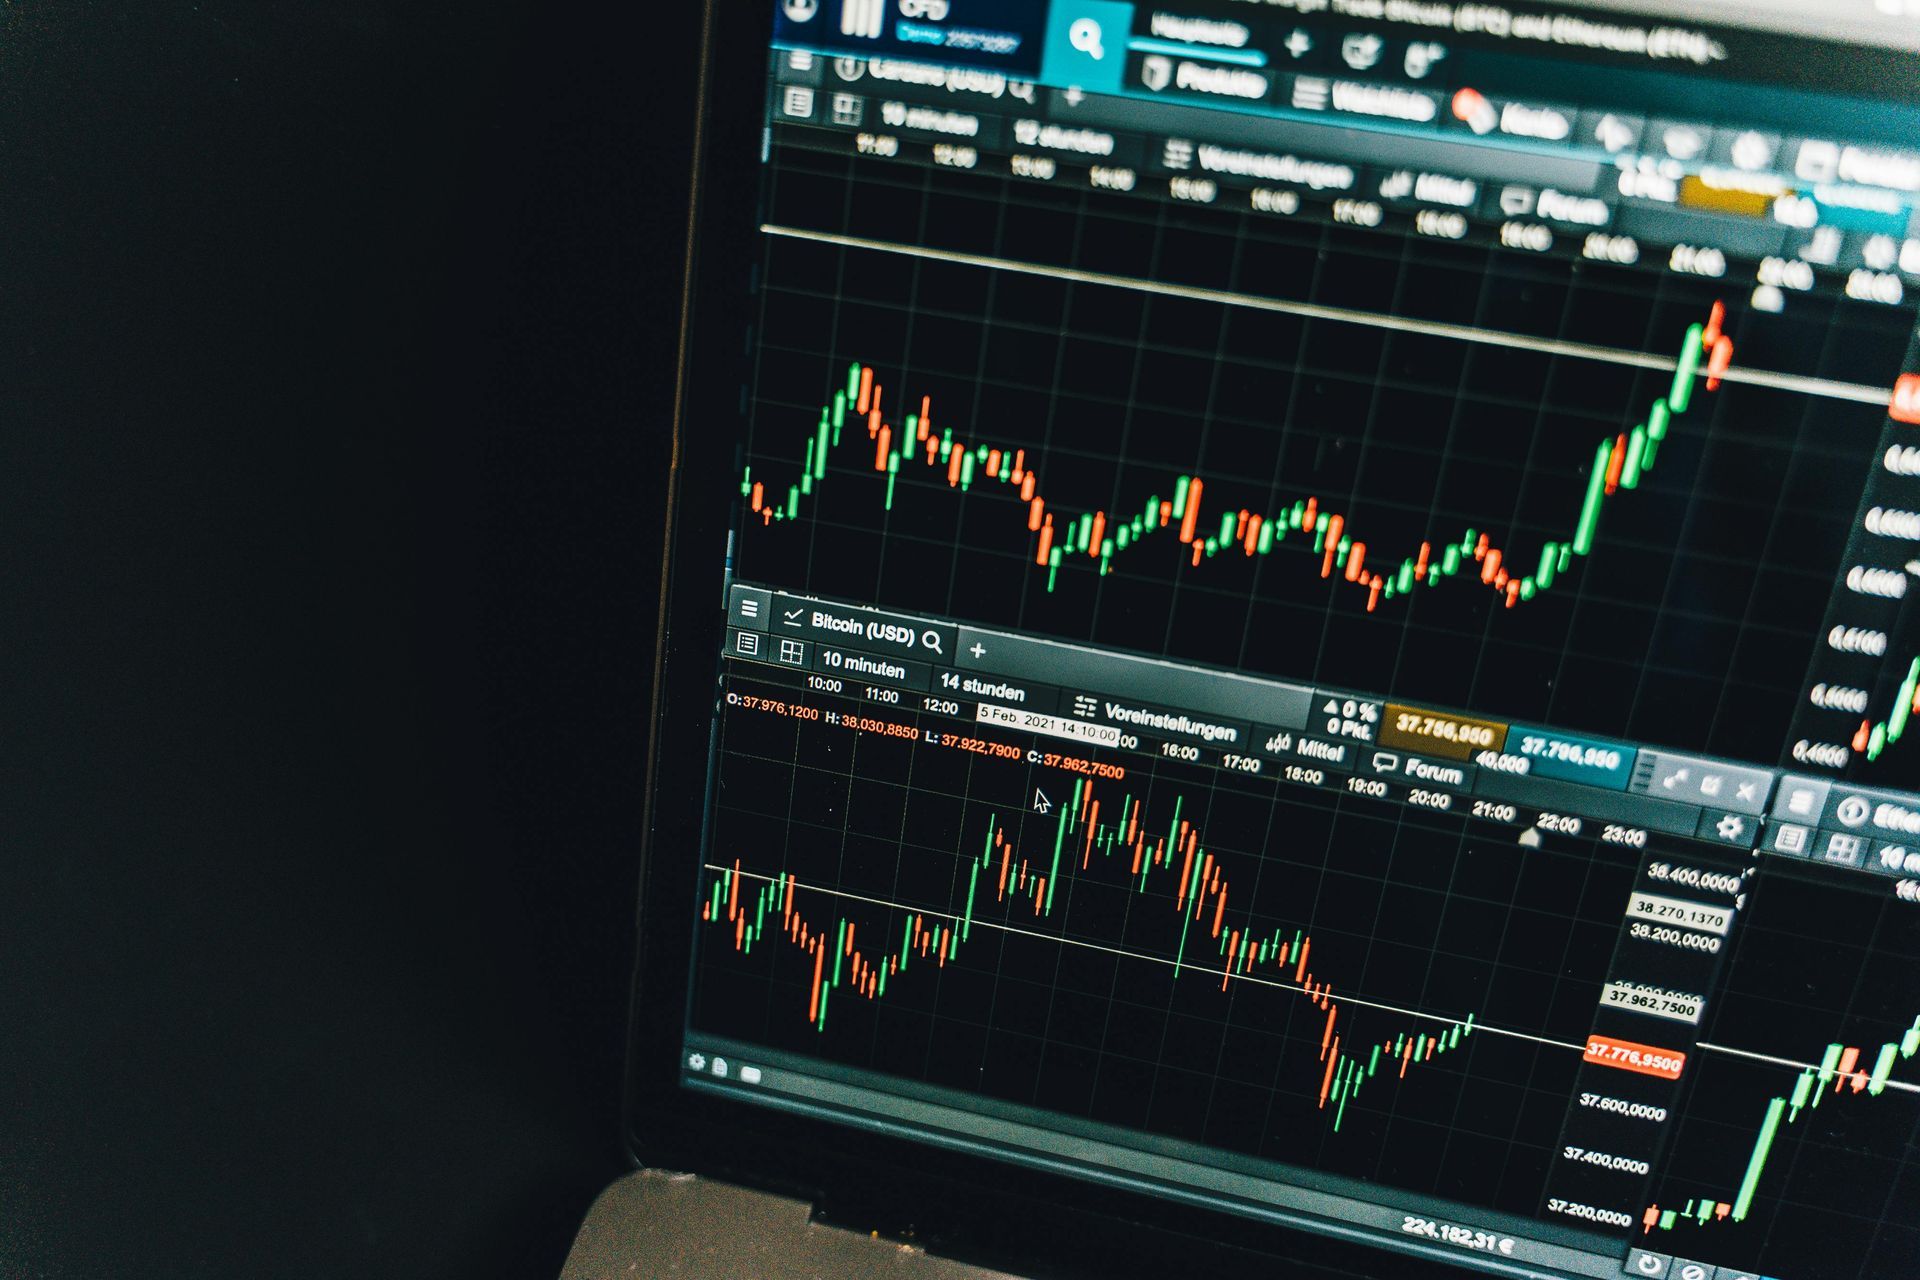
{"left": 921, "top": 629, "right": 945, "bottom": 656}
{"left": 1069, "top": 17, "right": 1105, "bottom": 60}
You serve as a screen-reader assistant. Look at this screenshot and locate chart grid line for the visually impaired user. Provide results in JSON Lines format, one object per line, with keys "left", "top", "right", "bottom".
{"left": 761, "top": 224, "right": 1892, "bottom": 406}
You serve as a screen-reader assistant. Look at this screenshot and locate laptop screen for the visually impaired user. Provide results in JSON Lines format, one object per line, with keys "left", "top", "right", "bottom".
{"left": 675, "top": 4, "right": 1920, "bottom": 1277}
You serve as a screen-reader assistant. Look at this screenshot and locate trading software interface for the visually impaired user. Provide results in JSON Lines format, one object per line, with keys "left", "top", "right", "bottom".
{"left": 679, "top": 3, "right": 1920, "bottom": 1277}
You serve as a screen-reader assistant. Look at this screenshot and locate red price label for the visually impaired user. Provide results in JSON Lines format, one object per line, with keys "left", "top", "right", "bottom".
{"left": 1584, "top": 1034, "right": 1687, "bottom": 1080}
{"left": 1893, "top": 373, "right": 1920, "bottom": 426}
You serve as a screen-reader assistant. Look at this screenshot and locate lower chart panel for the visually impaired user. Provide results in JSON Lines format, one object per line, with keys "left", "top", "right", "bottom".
{"left": 690, "top": 673, "right": 1672, "bottom": 1225}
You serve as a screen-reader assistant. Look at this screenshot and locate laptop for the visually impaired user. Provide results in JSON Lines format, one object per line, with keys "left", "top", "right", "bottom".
{"left": 589, "top": 3, "right": 1920, "bottom": 1278}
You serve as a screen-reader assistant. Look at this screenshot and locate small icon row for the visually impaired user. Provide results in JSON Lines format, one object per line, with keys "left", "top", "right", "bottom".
{"left": 780, "top": 86, "right": 869, "bottom": 127}
{"left": 735, "top": 631, "right": 808, "bottom": 667}
{"left": 1772, "top": 823, "right": 1869, "bottom": 867}
{"left": 1269, "top": 29, "right": 1445, "bottom": 78}
{"left": 1629, "top": 753, "right": 1770, "bottom": 815}
{"left": 732, "top": 591, "right": 811, "bottom": 629}
{"left": 782, "top": 0, "right": 948, "bottom": 31}
{"left": 1625, "top": 1246, "right": 1760, "bottom": 1280}
{"left": 686, "top": 1052, "right": 765, "bottom": 1085}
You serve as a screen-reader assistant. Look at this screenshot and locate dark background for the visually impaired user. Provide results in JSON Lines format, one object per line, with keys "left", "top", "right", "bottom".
{"left": 0, "top": 3, "right": 693, "bottom": 1275}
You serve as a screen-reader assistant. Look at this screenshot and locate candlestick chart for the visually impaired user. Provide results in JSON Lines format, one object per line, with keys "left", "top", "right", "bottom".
{"left": 736, "top": 231, "right": 1916, "bottom": 776}
{"left": 699, "top": 775, "right": 1485, "bottom": 1136}
{"left": 1847, "top": 653, "right": 1920, "bottom": 766}
{"left": 742, "top": 303, "right": 1734, "bottom": 617}
{"left": 1636, "top": 862, "right": 1920, "bottom": 1279}
{"left": 689, "top": 674, "right": 1648, "bottom": 1218}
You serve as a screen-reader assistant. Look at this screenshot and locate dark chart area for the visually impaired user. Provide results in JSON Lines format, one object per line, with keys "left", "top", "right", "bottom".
{"left": 689, "top": 673, "right": 1696, "bottom": 1225}
{"left": 733, "top": 146, "right": 1918, "bottom": 779}
{"left": 1641, "top": 865, "right": 1920, "bottom": 1279}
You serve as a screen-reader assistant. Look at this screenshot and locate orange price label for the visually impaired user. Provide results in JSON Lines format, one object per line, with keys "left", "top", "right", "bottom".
{"left": 1584, "top": 1035, "right": 1687, "bottom": 1080}
{"left": 1892, "top": 373, "right": 1920, "bottom": 426}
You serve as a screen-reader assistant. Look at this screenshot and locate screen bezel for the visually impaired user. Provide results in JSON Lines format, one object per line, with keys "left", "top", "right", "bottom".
{"left": 622, "top": 3, "right": 1918, "bottom": 1277}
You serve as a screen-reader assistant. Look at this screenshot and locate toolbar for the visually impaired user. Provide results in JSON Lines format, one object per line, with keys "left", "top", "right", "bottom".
{"left": 768, "top": 3, "right": 1920, "bottom": 299}
{"left": 723, "top": 582, "right": 1920, "bottom": 883}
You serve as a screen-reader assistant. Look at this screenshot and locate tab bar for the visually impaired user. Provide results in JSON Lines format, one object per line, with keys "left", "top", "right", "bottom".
{"left": 1868, "top": 841, "right": 1920, "bottom": 878}
{"left": 1824, "top": 784, "right": 1920, "bottom": 840}
{"left": 1129, "top": 54, "right": 1272, "bottom": 104}
{"left": 954, "top": 626, "right": 1313, "bottom": 730}
{"left": 1363, "top": 749, "right": 1477, "bottom": 793}
{"left": 1047, "top": 93, "right": 1606, "bottom": 192}
{"left": 812, "top": 643, "right": 933, "bottom": 693}
{"left": 932, "top": 669, "right": 1059, "bottom": 715}
{"left": 1318, "top": 78, "right": 1442, "bottom": 126}
{"left": 1077, "top": 694, "right": 1254, "bottom": 750}
{"left": 769, "top": 592, "right": 956, "bottom": 663}
{"left": 1254, "top": 726, "right": 1358, "bottom": 772}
